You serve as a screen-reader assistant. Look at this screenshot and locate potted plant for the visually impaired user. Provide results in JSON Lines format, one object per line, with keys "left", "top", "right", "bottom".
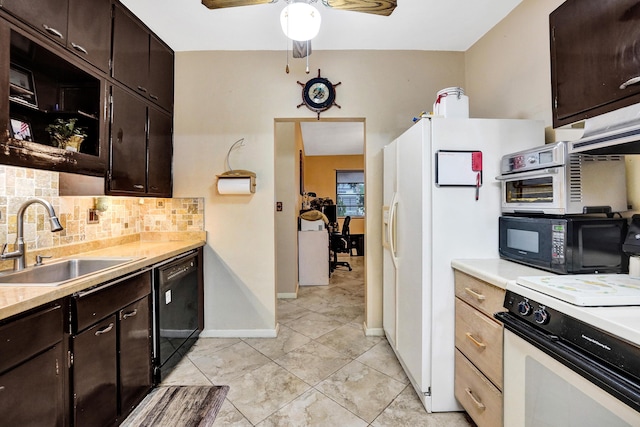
{"left": 45, "top": 118, "right": 87, "bottom": 152}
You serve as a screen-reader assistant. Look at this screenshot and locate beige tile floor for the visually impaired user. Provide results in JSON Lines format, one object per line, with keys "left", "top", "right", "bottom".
{"left": 161, "top": 255, "right": 476, "bottom": 426}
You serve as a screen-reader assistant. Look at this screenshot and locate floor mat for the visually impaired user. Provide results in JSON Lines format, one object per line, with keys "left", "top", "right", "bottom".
{"left": 121, "top": 385, "right": 229, "bottom": 427}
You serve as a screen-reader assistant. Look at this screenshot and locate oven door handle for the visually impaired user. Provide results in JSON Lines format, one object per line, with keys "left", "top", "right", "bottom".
{"left": 495, "top": 311, "right": 640, "bottom": 413}
{"left": 495, "top": 167, "right": 561, "bottom": 181}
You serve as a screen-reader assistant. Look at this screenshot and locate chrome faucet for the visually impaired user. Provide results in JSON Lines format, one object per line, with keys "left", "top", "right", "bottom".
{"left": 1, "top": 198, "right": 63, "bottom": 271}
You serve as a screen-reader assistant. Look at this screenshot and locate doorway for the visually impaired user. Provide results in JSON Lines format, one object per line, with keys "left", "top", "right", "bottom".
{"left": 274, "top": 118, "right": 366, "bottom": 303}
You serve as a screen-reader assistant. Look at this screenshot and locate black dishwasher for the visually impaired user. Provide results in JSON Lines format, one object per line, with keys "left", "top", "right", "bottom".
{"left": 152, "top": 250, "right": 200, "bottom": 383}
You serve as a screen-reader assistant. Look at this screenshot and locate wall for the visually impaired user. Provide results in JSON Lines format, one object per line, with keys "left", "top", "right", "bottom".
{"left": 304, "top": 154, "right": 365, "bottom": 235}
{"left": 0, "top": 165, "right": 204, "bottom": 269}
{"left": 274, "top": 121, "right": 298, "bottom": 297}
{"left": 465, "top": 0, "right": 565, "bottom": 125}
{"left": 173, "top": 50, "right": 465, "bottom": 336}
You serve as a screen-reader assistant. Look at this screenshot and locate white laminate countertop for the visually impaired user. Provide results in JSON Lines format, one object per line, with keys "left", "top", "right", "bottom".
{"left": 0, "top": 239, "right": 205, "bottom": 321}
{"left": 451, "top": 258, "right": 553, "bottom": 290}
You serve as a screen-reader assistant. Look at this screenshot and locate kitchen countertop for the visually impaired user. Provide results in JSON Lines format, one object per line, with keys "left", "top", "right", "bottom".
{"left": 0, "top": 239, "right": 205, "bottom": 321}
{"left": 451, "top": 258, "right": 553, "bottom": 289}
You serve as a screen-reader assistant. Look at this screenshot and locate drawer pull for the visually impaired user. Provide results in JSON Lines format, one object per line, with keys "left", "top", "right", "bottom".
{"left": 94, "top": 323, "right": 114, "bottom": 336}
{"left": 464, "top": 387, "right": 486, "bottom": 411}
{"left": 620, "top": 76, "right": 640, "bottom": 90}
{"left": 71, "top": 42, "right": 88, "bottom": 55}
{"left": 465, "top": 332, "right": 487, "bottom": 349}
{"left": 122, "top": 309, "right": 138, "bottom": 320}
{"left": 42, "top": 24, "right": 64, "bottom": 39}
{"left": 464, "top": 287, "right": 486, "bottom": 301}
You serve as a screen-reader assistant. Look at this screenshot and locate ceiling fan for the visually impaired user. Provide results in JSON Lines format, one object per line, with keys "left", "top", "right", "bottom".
{"left": 201, "top": 0, "right": 397, "bottom": 65}
{"left": 201, "top": 0, "right": 397, "bottom": 17}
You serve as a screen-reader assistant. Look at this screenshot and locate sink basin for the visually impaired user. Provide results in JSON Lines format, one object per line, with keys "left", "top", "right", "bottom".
{"left": 0, "top": 257, "right": 138, "bottom": 287}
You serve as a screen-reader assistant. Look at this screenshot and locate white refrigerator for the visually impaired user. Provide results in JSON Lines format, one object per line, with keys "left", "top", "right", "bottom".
{"left": 382, "top": 117, "right": 543, "bottom": 412}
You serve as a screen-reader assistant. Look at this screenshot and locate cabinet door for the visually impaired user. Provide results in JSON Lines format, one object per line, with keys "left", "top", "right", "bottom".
{"left": 110, "top": 85, "right": 147, "bottom": 194}
{"left": 1, "top": 0, "right": 68, "bottom": 45}
{"left": 149, "top": 35, "right": 174, "bottom": 112}
{"left": 147, "top": 107, "right": 173, "bottom": 196}
{"left": 73, "top": 315, "right": 118, "bottom": 427}
{"left": 0, "top": 345, "right": 65, "bottom": 427}
{"left": 119, "top": 296, "right": 152, "bottom": 418}
{"left": 112, "top": 5, "right": 149, "bottom": 97}
{"left": 551, "top": 0, "right": 640, "bottom": 126}
{"left": 67, "top": 0, "right": 111, "bottom": 72}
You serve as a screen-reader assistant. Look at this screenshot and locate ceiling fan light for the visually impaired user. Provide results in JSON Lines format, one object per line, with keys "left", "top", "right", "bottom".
{"left": 280, "top": 3, "right": 321, "bottom": 42}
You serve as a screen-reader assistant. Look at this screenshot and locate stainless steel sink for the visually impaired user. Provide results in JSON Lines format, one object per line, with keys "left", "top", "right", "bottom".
{"left": 0, "top": 257, "right": 138, "bottom": 287}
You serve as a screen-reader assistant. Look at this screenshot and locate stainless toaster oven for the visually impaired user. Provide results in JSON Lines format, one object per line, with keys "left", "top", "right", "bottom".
{"left": 497, "top": 141, "right": 627, "bottom": 215}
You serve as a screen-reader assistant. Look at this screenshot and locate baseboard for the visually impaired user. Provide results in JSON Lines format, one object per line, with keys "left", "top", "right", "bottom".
{"left": 200, "top": 324, "right": 279, "bottom": 338}
{"left": 277, "top": 292, "right": 297, "bottom": 299}
{"left": 363, "top": 321, "right": 385, "bottom": 337}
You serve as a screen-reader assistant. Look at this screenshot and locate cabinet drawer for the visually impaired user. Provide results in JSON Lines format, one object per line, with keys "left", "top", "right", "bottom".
{"left": 0, "top": 302, "right": 63, "bottom": 373}
{"left": 454, "top": 271, "right": 505, "bottom": 318}
{"left": 455, "top": 349, "right": 502, "bottom": 427}
{"left": 455, "top": 298, "right": 503, "bottom": 389}
{"left": 73, "top": 271, "right": 151, "bottom": 332}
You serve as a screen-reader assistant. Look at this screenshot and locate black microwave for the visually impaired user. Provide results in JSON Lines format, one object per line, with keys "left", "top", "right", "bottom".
{"left": 499, "top": 215, "right": 628, "bottom": 274}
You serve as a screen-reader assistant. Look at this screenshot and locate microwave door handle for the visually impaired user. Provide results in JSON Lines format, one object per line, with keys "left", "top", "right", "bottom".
{"left": 495, "top": 167, "right": 561, "bottom": 181}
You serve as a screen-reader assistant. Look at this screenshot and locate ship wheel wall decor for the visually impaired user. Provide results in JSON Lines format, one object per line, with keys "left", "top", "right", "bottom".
{"left": 297, "top": 69, "right": 341, "bottom": 119}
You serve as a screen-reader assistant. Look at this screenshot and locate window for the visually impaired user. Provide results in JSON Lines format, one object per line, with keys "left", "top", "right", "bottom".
{"left": 336, "top": 170, "right": 365, "bottom": 217}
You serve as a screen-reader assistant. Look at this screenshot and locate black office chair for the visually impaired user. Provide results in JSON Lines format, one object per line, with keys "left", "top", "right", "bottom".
{"left": 331, "top": 216, "right": 352, "bottom": 271}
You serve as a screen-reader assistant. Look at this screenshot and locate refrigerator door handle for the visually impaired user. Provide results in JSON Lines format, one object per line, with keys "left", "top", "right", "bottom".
{"left": 388, "top": 192, "right": 399, "bottom": 269}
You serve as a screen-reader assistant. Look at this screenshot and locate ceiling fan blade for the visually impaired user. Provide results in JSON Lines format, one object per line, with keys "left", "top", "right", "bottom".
{"left": 292, "top": 40, "right": 312, "bottom": 58}
{"left": 201, "top": 0, "right": 273, "bottom": 10}
{"left": 324, "top": 0, "right": 397, "bottom": 16}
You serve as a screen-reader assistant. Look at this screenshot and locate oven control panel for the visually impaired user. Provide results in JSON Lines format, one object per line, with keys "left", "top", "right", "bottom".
{"left": 500, "top": 140, "right": 567, "bottom": 174}
{"left": 504, "top": 290, "right": 562, "bottom": 334}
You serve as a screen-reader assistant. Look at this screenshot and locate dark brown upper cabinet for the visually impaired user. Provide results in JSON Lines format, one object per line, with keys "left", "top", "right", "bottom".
{"left": 113, "top": 4, "right": 174, "bottom": 112}
{"left": 108, "top": 85, "right": 173, "bottom": 197}
{"left": 1, "top": 0, "right": 112, "bottom": 72}
{"left": 109, "top": 85, "right": 147, "bottom": 194}
{"left": 0, "top": 26, "right": 107, "bottom": 176}
{"left": 147, "top": 106, "right": 173, "bottom": 197}
{"left": 66, "top": 0, "right": 112, "bottom": 72}
{"left": 550, "top": 0, "right": 640, "bottom": 128}
{"left": 1, "top": 0, "right": 69, "bottom": 45}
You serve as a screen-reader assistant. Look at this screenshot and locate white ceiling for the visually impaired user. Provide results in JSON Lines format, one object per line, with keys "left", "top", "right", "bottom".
{"left": 119, "top": 0, "right": 522, "bottom": 155}
{"left": 300, "top": 121, "right": 365, "bottom": 156}
{"left": 119, "top": 0, "right": 522, "bottom": 53}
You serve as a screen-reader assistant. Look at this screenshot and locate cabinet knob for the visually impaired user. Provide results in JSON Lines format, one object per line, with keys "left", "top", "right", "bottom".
{"left": 133, "top": 184, "right": 144, "bottom": 190}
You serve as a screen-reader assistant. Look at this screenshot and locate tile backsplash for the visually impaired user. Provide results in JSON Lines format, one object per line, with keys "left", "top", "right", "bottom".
{"left": 0, "top": 166, "right": 204, "bottom": 253}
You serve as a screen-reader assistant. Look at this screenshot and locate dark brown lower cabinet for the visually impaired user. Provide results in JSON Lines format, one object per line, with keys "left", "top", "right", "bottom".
{"left": 0, "top": 302, "right": 65, "bottom": 426}
{"left": 119, "top": 296, "right": 152, "bottom": 418}
{"left": 0, "top": 344, "right": 65, "bottom": 426}
{"left": 71, "top": 272, "right": 152, "bottom": 426}
{"left": 73, "top": 316, "right": 118, "bottom": 427}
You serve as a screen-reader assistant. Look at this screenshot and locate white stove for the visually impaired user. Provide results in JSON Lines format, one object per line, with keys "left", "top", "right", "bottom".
{"left": 517, "top": 274, "right": 640, "bottom": 306}
{"left": 510, "top": 274, "right": 640, "bottom": 347}
{"left": 499, "top": 274, "right": 640, "bottom": 417}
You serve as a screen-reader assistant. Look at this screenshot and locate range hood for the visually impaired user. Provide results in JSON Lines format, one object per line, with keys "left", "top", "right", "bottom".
{"left": 568, "top": 103, "right": 640, "bottom": 155}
